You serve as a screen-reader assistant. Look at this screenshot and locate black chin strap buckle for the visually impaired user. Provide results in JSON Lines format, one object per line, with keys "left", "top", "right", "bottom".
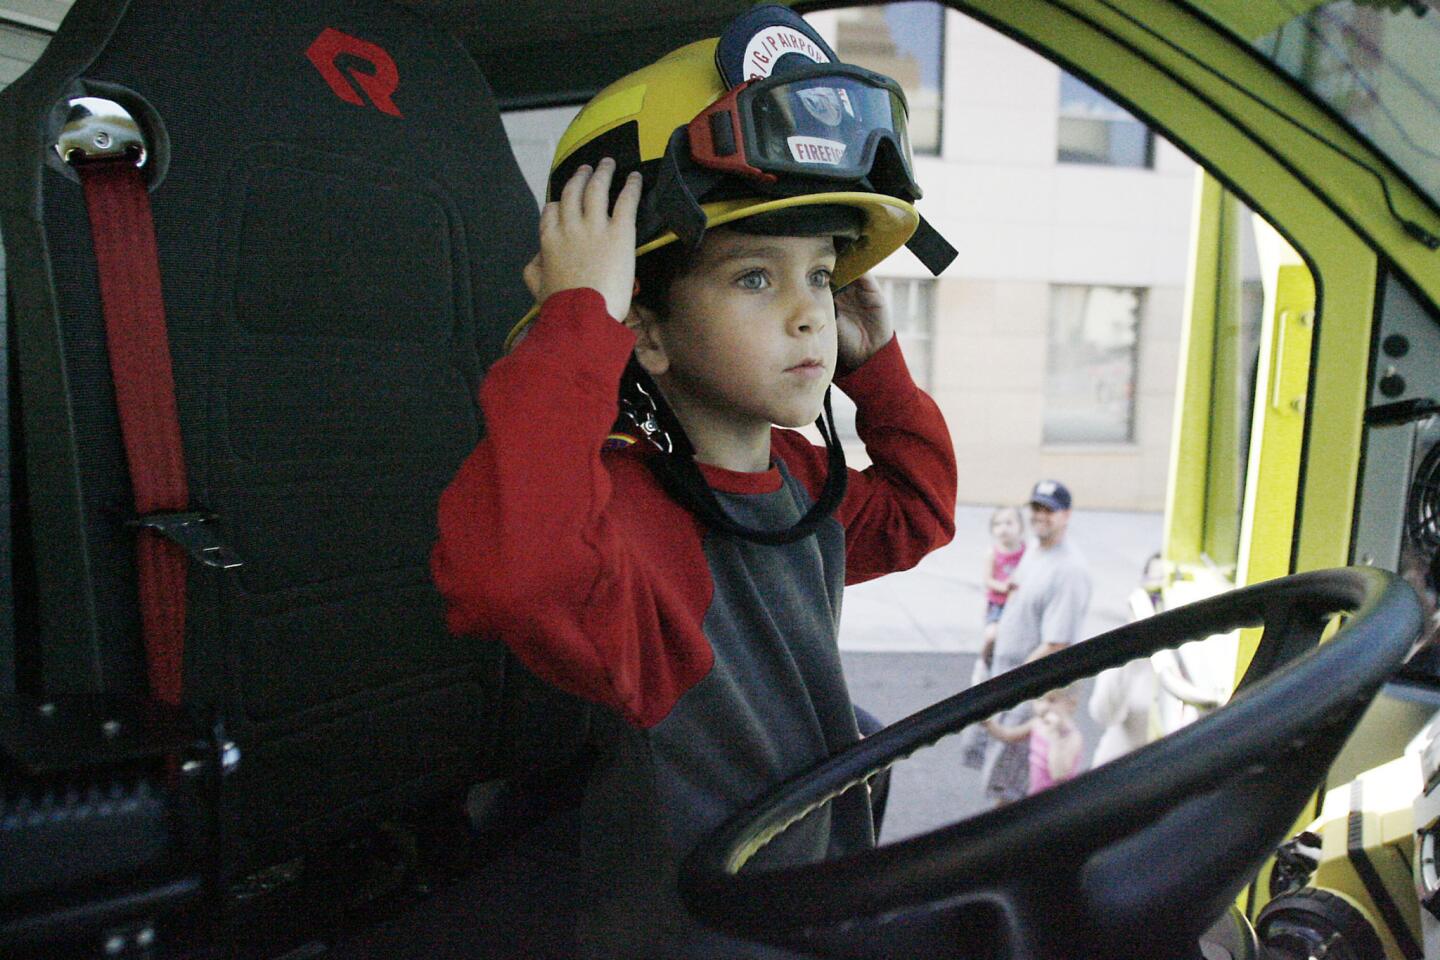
{"left": 620, "top": 361, "right": 674, "bottom": 455}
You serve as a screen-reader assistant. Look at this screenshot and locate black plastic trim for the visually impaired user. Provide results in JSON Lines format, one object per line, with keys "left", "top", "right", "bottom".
{"left": 0, "top": 258, "right": 11, "bottom": 695}
{"left": 0, "top": 0, "right": 137, "bottom": 693}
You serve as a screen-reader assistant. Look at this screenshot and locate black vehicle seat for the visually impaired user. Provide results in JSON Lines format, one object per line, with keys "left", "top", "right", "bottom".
{"left": 0, "top": 0, "right": 590, "bottom": 949}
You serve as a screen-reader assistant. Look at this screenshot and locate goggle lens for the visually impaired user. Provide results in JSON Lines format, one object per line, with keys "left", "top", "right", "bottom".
{"left": 746, "top": 75, "right": 910, "bottom": 181}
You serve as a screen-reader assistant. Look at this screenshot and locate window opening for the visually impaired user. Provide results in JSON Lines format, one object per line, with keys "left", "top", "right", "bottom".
{"left": 1043, "top": 285, "right": 1145, "bottom": 445}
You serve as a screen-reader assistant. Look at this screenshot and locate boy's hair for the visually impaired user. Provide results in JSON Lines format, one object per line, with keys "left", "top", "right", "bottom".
{"left": 633, "top": 204, "right": 865, "bottom": 315}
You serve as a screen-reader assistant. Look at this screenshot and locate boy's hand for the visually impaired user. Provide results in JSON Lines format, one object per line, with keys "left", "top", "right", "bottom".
{"left": 834, "top": 274, "right": 894, "bottom": 374}
{"left": 523, "top": 158, "right": 642, "bottom": 322}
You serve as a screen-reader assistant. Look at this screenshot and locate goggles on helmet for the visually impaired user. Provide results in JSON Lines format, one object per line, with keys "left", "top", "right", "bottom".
{"left": 685, "top": 62, "right": 921, "bottom": 202}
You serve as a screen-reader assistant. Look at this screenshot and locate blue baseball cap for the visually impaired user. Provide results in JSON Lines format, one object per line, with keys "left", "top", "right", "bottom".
{"left": 1029, "top": 480, "right": 1072, "bottom": 512}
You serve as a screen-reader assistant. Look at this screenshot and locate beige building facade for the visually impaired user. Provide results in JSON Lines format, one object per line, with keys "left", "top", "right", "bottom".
{"left": 811, "top": 9, "right": 1198, "bottom": 512}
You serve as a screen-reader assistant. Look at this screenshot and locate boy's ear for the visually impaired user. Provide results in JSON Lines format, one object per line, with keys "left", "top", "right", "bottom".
{"left": 626, "top": 303, "right": 670, "bottom": 377}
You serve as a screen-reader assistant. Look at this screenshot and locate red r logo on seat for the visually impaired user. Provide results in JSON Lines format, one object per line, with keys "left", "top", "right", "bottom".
{"left": 306, "top": 27, "right": 403, "bottom": 118}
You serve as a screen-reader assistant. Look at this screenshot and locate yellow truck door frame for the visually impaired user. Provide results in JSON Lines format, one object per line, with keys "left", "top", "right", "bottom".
{"left": 945, "top": 0, "right": 1432, "bottom": 600}
{"left": 944, "top": 0, "right": 1438, "bottom": 924}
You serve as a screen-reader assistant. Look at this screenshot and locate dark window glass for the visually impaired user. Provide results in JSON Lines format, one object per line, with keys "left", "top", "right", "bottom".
{"left": 1245, "top": 1, "right": 1440, "bottom": 211}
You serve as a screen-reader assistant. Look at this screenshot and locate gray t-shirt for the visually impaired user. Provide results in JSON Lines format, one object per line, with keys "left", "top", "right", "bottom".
{"left": 580, "top": 460, "right": 870, "bottom": 960}
{"left": 991, "top": 538, "right": 1092, "bottom": 675}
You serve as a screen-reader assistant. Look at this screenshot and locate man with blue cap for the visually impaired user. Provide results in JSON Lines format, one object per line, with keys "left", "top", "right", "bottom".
{"left": 979, "top": 479, "right": 1093, "bottom": 805}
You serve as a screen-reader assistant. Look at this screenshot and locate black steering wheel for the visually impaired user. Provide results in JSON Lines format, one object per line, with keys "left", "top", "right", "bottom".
{"left": 680, "top": 567, "right": 1423, "bottom": 960}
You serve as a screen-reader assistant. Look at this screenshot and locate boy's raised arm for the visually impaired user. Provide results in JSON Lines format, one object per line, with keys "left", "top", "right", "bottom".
{"left": 824, "top": 296, "right": 958, "bottom": 584}
{"left": 432, "top": 288, "right": 642, "bottom": 707}
{"left": 431, "top": 164, "right": 708, "bottom": 726}
{"left": 524, "top": 159, "right": 642, "bottom": 323}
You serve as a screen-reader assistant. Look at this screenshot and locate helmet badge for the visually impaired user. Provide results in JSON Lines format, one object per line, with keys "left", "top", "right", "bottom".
{"left": 741, "top": 25, "right": 831, "bottom": 80}
{"left": 718, "top": 5, "right": 839, "bottom": 87}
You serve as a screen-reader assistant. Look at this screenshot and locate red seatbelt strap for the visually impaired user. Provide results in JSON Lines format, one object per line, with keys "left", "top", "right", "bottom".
{"left": 76, "top": 156, "right": 188, "bottom": 707}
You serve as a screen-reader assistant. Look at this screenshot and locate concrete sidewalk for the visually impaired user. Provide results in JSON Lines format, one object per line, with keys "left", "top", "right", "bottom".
{"left": 839, "top": 505, "right": 1164, "bottom": 653}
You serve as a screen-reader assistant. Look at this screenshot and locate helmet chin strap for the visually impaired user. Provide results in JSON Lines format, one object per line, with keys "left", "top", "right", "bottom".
{"left": 619, "top": 360, "right": 847, "bottom": 545}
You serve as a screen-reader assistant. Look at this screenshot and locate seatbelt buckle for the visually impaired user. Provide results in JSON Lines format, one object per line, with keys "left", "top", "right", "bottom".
{"left": 54, "top": 96, "right": 148, "bottom": 167}
{"left": 128, "top": 511, "right": 243, "bottom": 570}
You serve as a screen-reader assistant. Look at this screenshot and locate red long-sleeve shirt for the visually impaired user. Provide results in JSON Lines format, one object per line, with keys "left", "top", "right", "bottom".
{"left": 431, "top": 286, "right": 956, "bottom": 957}
{"left": 433, "top": 287, "right": 956, "bottom": 727}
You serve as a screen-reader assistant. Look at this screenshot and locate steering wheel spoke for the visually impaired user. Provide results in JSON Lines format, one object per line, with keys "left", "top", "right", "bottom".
{"left": 1234, "top": 601, "right": 1335, "bottom": 695}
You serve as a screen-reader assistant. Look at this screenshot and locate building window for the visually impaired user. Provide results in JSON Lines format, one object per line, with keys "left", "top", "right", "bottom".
{"left": 1057, "top": 71, "right": 1153, "bottom": 168}
{"left": 1043, "top": 285, "right": 1143, "bottom": 444}
{"left": 878, "top": 277, "right": 935, "bottom": 390}
{"left": 501, "top": 104, "right": 584, "bottom": 206}
{"left": 824, "top": 2, "right": 944, "bottom": 155}
{"left": 832, "top": 278, "right": 935, "bottom": 440}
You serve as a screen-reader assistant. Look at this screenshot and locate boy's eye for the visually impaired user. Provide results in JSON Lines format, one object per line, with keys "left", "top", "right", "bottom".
{"left": 810, "top": 267, "right": 835, "bottom": 287}
{"left": 737, "top": 270, "right": 769, "bottom": 290}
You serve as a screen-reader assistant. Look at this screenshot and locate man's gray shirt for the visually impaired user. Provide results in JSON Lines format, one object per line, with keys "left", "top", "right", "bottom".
{"left": 991, "top": 538, "right": 1093, "bottom": 675}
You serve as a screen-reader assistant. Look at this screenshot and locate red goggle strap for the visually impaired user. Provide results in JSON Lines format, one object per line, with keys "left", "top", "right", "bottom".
{"left": 686, "top": 81, "right": 778, "bottom": 184}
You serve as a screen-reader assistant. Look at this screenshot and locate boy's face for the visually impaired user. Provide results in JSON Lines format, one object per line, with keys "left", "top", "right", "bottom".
{"left": 642, "top": 230, "right": 840, "bottom": 436}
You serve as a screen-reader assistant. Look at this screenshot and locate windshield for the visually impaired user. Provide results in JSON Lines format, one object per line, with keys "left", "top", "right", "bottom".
{"left": 1186, "top": 1, "right": 1440, "bottom": 212}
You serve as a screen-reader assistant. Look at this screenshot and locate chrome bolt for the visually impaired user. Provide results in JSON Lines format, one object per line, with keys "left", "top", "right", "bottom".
{"left": 102, "top": 719, "right": 122, "bottom": 738}
{"left": 38, "top": 702, "right": 56, "bottom": 717}
{"left": 94, "top": 131, "right": 111, "bottom": 149}
{"left": 104, "top": 933, "right": 126, "bottom": 955}
{"left": 135, "top": 927, "right": 155, "bottom": 948}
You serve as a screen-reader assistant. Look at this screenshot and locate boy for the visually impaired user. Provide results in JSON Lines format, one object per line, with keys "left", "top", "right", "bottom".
{"left": 432, "top": 8, "right": 957, "bottom": 956}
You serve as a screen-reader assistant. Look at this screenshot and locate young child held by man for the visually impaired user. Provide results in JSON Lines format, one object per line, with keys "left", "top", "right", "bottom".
{"left": 431, "top": 7, "right": 958, "bottom": 958}
{"left": 977, "top": 505, "right": 1026, "bottom": 679}
{"left": 961, "top": 505, "right": 1025, "bottom": 768}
